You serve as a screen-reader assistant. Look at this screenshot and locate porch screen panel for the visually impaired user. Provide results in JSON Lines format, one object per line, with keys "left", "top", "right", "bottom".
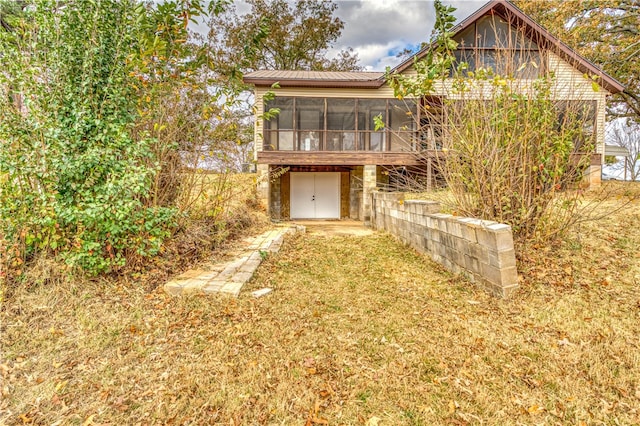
{"left": 389, "top": 99, "right": 417, "bottom": 152}
{"left": 264, "top": 97, "right": 294, "bottom": 150}
{"left": 297, "top": 98, "right": 324, "bottom": 151}
{"left": 327, "top": 99, "right": 357, "bottom": 151}
{"left": 358, "top": 99, "right": 386, "bottom": 151}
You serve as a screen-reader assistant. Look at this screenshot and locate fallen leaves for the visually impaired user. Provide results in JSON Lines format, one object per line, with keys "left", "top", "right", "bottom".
{"left": 305, "top": 397, "right": 328, "bottom": 425}
{"left": 81, "top": 414, "right": 96, "bottom": 426}
{"left": 527, "top": 404, "right": 544, "bottom": 415}
{"left": 365, "top": 416, "right": 382, "bottom": 425}
{"left": 3, "top": 192, "right": 640, "bottom": 424}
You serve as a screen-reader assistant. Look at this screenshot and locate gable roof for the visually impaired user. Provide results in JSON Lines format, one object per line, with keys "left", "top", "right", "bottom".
{"left": 392, "top": 0, "right": 624, "bottom": 94}
{"left": 243, "top": 0, "right": 624, "bottom": 94}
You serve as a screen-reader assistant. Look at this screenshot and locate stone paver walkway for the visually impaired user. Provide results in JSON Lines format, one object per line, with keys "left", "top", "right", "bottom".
{"left": 164, "top": 225, "right": 303, "bottom": 297}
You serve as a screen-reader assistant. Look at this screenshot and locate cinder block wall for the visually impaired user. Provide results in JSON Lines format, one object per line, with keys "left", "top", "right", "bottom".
{"left": 371, "top": 192, "right": 518, "bottom": 298}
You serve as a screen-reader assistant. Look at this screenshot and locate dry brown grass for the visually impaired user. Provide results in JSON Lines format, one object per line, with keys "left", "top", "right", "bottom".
{"left": 1, "top": 183, "right": 639, "bottom": 425}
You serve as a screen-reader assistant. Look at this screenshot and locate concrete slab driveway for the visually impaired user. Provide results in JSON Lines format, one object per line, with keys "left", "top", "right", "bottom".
{"left": 291, "top": 219, "right": 375, "bottom": 237}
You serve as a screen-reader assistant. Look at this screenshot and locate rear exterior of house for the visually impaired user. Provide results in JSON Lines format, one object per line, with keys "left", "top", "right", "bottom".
{"left": 243, "top": 0, "right": 624, "bottom": 222}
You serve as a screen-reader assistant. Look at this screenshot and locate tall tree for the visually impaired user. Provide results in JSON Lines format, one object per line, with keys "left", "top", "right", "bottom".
{"left": 208, "top": 0, "right": 361, "bottom": 74}
{"left": 515, "top": 0, "right": 640, "bottom": 123}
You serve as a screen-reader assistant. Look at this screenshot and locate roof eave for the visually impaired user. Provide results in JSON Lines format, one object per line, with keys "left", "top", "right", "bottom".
{"left": 390, "top": 0, "right": 498, "bottom": 75}
{"left": 242, "top": 78, "right": 385, "bottom": 89}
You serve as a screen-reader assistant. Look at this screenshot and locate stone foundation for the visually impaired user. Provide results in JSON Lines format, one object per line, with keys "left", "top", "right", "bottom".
{"left": 269, "top": 170, "right": 282, "bottom": 221}
{"left": 371, "top": 192, "right": 518, "bottom": 298}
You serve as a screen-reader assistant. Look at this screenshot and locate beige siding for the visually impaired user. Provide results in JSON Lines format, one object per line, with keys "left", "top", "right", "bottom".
{"left": 254, "top": 88, "right": 266, "bottom": 153}
{"left": 400, "top": 66, "right": 418, "bottom": 77}
{"left": 548, "top": 52, "right": 601, "bottom": 98}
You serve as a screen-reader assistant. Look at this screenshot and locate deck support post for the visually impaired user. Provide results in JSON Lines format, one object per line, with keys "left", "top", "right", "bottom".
{"left": 361, "top": 165, "right": 377, "bottom": 224}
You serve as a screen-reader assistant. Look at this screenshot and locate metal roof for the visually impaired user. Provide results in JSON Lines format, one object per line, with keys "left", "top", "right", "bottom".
{"left": 243, "top": 70, "right": 385, "bottom": 88}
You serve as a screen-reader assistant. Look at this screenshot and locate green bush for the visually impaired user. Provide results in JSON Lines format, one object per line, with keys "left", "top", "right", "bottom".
{"left": 0, "top": 1, "right": 176, "bottom": 274}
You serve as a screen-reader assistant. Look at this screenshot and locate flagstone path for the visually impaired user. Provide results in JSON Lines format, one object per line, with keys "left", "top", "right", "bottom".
{"left": 164, "top": 225, "right": 303, "bottom": 297}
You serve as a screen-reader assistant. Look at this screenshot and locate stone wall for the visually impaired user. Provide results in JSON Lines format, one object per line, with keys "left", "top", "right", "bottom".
{"left": 350, "top": 166, "right": 363, "bottom": 220}
{"left": 371, "top": 192, "right": 518, "bottom": 298}
{"left": 269, "top": 169, "right": 282, "bottom": 221}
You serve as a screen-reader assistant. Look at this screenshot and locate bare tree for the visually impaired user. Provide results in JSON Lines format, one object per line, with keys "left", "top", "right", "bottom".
{"left": 607, "top": 121, "right": 640, "bottom": 181}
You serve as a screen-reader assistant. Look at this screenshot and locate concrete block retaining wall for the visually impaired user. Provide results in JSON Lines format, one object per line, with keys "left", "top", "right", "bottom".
{"left": 371, "top": 192, "right": 518, "bottom": 298}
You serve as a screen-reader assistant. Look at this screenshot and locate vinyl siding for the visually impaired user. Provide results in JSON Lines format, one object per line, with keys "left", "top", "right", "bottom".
{"left": 400, "top": 52, "right": 609, "bottom": 157}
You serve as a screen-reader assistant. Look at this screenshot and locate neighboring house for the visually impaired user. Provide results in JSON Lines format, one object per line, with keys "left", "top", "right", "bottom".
{"left": 243, "top": 0, "right": 624, "bottom": 222}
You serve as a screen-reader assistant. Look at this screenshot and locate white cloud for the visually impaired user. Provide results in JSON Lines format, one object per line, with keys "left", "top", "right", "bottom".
{"left": 191, "top": 0, "right": 489, "bottom": 70}
{"left": 334, "top": 0, "right": 488, "bottom": 70}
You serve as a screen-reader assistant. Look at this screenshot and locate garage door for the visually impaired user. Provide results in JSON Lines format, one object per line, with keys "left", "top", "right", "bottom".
{"left": 290, "top": 172, "right": 340, "bottom": 219}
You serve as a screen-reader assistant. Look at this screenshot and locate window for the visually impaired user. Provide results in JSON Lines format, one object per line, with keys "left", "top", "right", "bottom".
{"left": 452, "top": 15, "right": 542, "bottom": 79}
{"left": 556, "top": 101, "right": 597, "bottom": 150}
{"left": 297, "top": 98, "right": 324, "bottom": 151}
{"left": 357, "top": 99, "right": 386, "bottom": 151}
{"left": 327, "top": 99, "right": 357, "bottom": 150}
{"left": 264, "top": 97, "right": 294, "bottom": 150}
{"left": 389, "top": 99, "right": 417, "bottom": 152}
{"left": 263, "top": 97, "right": 423, "bottom": 152}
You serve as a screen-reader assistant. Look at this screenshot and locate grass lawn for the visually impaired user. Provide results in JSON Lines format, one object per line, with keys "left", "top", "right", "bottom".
{"left": 1, "top": 184, "right": 639, "bottom": 425}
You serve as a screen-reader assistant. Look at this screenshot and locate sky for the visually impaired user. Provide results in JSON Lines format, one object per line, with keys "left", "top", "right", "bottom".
{"left": 331, "top": 0, "right": 487, "bottom": 70}
{"left": 199, "top": 0, "right": 489, "bottom": 71}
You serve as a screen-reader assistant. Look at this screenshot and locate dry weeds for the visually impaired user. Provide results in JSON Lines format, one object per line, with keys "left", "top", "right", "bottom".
{"left": 1, "top": 183, "right": 639, "bottom": 425}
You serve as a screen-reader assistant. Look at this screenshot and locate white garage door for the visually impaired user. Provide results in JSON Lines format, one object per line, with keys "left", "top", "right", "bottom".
{"left": 290, "top": 172, "right": 340, "bottom": 219}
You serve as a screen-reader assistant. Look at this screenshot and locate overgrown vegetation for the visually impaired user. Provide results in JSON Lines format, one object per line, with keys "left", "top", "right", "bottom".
{"left": 0, "top": 0, "right": 262, "bottom": 283}
{"left": 384, "top": 0, "right": 607, "bottom": 242}
{"left": 1, "top": 185, "right": 638, "bottom": 424}
{"left": 0, "top": 1, "right": 177, "bottom": 274}
{"left": 439, "top": 75, "right": 597, "bottom": 241}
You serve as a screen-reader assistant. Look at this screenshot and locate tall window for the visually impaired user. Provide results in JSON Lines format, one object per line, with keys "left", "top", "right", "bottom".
{"left": 358, "top": 99, "right": 386, "bottom": 151}
{"left": 557, "top": 101, "right": 597, "bottom": 151}
{"left": 389, "top": 99, "right": 417, "bottom": 151}
{"left": 297, "top": 98, "right": 324, "bottom": 151}
{"left": 327, "top": 99, "right": 356, "bottom": 150}
{"left": 453, "top": 15, "right": 542, "bottom": 79}
{"left": 264, "top": 97, "right": 294, "bottom": 150}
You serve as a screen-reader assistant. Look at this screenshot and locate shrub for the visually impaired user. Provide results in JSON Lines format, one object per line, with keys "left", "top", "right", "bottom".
{"left": 0, "top": 1, "right": 176, "bottom": 275}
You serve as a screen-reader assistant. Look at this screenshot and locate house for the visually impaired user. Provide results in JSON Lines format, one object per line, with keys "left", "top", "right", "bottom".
{"left": 243, "top": 0, "right": 624, "bottom": 222}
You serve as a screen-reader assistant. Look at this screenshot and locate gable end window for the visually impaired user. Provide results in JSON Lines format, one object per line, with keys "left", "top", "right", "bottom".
{"left": 452, "top": 15, "right": 544, "bottom": 79}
